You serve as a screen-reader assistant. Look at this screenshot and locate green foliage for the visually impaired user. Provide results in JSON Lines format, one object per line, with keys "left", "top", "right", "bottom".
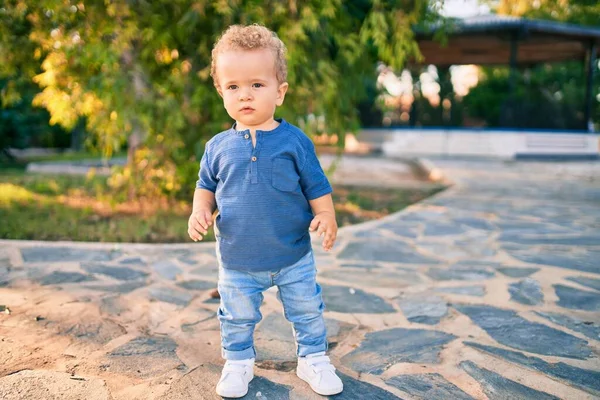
{"left": 1, "top": 0, "right": 442, "bottom": 199}
{"left": 464, "top": 63, "right": 592, "bottom": 129}
{"left": 0, "top": 79, "right": 72, "bottom": 154}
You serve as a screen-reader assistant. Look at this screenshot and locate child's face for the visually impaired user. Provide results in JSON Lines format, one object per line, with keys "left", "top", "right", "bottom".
{"left": 216, "top": 48, "right": 288, "bottom": 131}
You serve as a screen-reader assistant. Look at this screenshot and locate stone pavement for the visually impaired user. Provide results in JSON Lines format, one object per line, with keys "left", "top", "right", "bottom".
{"left": 1, "top": 159, "right": 599, "bottom": 399}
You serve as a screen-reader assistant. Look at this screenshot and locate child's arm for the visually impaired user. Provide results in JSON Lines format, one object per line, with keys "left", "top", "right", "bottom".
{"left": 188, "top": 189, "right": 216, "bottom": 242}
{"left": 309, "top": 193, "right": 337, "bottom": 252}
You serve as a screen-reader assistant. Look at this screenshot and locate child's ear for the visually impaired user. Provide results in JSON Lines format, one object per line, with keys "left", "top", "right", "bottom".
{"left": 216, "top": 87, "right": 223, "bottom": 98}
{"left": 276, "top": 82, "right": 289, "bottom": 106}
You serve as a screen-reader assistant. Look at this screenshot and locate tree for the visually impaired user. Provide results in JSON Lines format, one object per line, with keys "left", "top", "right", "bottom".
{"left": 0, "top": 1, "right": 70, "bottom": 157}
{"left": 1, "top": 0, "right": 442, "bottom": 198}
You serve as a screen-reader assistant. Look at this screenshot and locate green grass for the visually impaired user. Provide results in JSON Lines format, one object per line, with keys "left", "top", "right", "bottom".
{"left": 0, "top": 169, "right": 444, "bottom": 243}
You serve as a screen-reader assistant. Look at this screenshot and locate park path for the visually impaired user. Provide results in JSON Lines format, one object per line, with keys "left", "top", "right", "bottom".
{"left": 1, "top": 158, "right": 599, "bottom": 399}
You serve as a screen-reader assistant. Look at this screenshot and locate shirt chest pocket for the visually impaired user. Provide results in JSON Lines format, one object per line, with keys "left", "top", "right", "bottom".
{"left": 271, "top": 157, "right": 300, "bottom": 192}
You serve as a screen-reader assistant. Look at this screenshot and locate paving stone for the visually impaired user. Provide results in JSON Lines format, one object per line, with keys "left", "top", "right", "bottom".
{"left": 36, "top": 271, "right": 96, "bottom": 285}
{"left": 339, "top": 262, "right": 381, "bottom": 269}
{"left": 496, "top": 221, "right": 570, "bottom": 235}
{"left": 176, "top": 279, "right": 215, "bottom": 291}
{"left": 427, "top": 267, "right": 494, "bottom": 281}
{"left": 378, "top": 223, "right": 420, "bottom": 238}
{"left": 423, "top": 222, "right": 467, "bottom": 236}
{"left": 81, "top": 262, "right": 149, "bottom": 281}
{"left": 509, "top": 278, "right": 544, "bottom": 305}
{"left": 110, "top": 336, "right": 179, "bottom": 357}
{"left": 457, "top": 260, "right": 503, "bottom": 268}
{"left": 499, "top": 233, "right": 600, "bottom": 246}
{"left": 506, "top": 249, "right": 600, "bottom": 275}
{"left": 436, "top": 285, "right": 485, "bottom": 297}
{"left": 566, "top": 276, "right": 600, "bottom": 292}
{"left": 416, "top": 242, "right": 473, "bottom": 259}
{"left": 453, "top": 217, "right": 495, "bottom": 231}
{"left": 321, "top": 284, "right": 395, "bottom": 314}
{"left": 338, "top": 239, "right": 439, "bottom": 264}
{"left": 454, "top": 241, "right": 497, "bottom": 257}
{"left": 554, "top": 284, "right": 600, "bottom": 311}
{"left": 354, "top": 229, "right": 386, "bottom": 239}
{"left": 535, "top": 312, "right": 600, "bottom": 341}
{"left": 465, "top": 342, "right": 600, "bottom": 396}
{"left": 460, "top": 360, "right": 560, "bottom": 400}
{"left": 119, "top": 257, "right": 145, "bottom": 265}
{"left": 385, "top": 373, "right": 474, "bottom": 400}
{"left": 148, "top": 286, "right": 194, "bottom": 307}
{"left": 100, "top": 296, "right": 129, "bottom": 315}
{"left": 108, "top": 336, "right": 185, "bottom": 378}
{"left": 399, "top": 211, "right": 440, "bottom": 222}
{"left": 398, "top": 295, "right": 448, "bottom": 325}
{"left": 331, "top": 372, "right": 401, "bottom": 399}
{"left": 0, "top": 261, "right": 12, "bottom": 286}
{"left": 454, "top": 305, "right": 592, "bottom": 359}
{"left": 151, "top": 260, "right": 182, "bottom": 280}
{"left": 245, "top": 376, "right": 292, "bottom": 399}
{"left": 61, "top": 319, "right": 126, "bottom": 344}
{"left": 21, "top": 247, "right": 121, "bottom": 263}
{"left": 320, "top": 268, "right": 422, "bottom": 288}
{"left": 190, "top": 265, "right": 219, "bottom": 276}
{"left": 85, "top": 281, "right": 147, "bottom": 294}
{"left": 177, "top": 256, "right": 198, "bottom": 266}
{"left": 342, "top": 328, "right": 456, "bottom": 375}
{"left": 257, "top": 312, "right": 294, "bottom": 343}
{"left": 496, "top": 267, "right": 540, "bottom": 278}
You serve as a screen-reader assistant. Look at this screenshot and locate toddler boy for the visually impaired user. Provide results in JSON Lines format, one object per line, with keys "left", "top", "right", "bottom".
{"left": 188, "top": 24, "right": 343, "bottom": 398}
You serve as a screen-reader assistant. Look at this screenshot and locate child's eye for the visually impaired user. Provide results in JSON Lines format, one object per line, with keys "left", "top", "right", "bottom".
{"left": 227, "top": 85, "right": 238, "bottom": 90}
{"left": 252, "top": 83, "right": 263, "bottom": 88}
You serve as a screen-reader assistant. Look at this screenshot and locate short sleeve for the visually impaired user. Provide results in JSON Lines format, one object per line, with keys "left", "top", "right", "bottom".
{"left": 298, "top": 141, "right": 332, "bottom": 200}
{"left": 196, "top": 144, "right": 218, "bottom": 192}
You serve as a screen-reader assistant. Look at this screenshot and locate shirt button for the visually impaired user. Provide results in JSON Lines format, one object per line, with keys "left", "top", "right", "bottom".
{"left": 244, "top": 134, "right": 249, "bottom": 139}
{"left": 251, "top": 156, "right": 257, "bottom": 162}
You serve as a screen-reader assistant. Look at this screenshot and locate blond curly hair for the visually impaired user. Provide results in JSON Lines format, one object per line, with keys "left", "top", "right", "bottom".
{"left": 210, "top": 24, "right": 288, "bottom": 89}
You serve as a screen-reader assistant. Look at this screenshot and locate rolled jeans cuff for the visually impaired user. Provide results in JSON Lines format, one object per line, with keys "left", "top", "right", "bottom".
{"left": 221, "top": 345, "right": 256, "bottom": 361}
{"left": 298, "top": 341, "right": 328, "bottom": 358}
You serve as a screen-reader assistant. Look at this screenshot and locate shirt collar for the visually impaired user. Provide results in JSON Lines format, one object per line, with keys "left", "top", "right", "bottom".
{"left": 231, "top": 118, "right": 287, "bottom": 135}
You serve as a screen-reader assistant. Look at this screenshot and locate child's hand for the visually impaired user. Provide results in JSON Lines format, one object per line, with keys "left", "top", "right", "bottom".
{"left": 309, "top": 211, "right": 338, "bottom": 252}
{"left": 188, "top": 209, "right": 213, "bottom": 242}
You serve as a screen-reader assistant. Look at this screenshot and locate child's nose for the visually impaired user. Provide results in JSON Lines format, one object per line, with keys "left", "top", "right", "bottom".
{"left": 239, "top": 88, "right": 252, "bottom": 101}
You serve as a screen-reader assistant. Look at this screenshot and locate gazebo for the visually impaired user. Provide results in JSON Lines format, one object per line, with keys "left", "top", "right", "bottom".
{"left": 357, "top": 15, "right": 600, "bottom": 160}
{"left": 416, "top": 15, "right": 600, "bottom": 132}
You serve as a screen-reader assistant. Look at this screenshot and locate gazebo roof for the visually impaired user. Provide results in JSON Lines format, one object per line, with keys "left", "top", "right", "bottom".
{"left": 415, "top": 15, "right": 600, "bottom": 66}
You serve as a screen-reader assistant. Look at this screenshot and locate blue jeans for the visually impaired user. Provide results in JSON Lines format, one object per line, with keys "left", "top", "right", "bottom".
{"left": 217, "top": 250, "right": 328, "bottom": 360}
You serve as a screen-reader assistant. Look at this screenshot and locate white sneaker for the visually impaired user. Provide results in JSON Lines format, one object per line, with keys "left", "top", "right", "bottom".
{"left": 297, "top": 352, "right": 343, "bottom": 395}
{"left": 216, "top": 358, "right": 254, "bottom": 398}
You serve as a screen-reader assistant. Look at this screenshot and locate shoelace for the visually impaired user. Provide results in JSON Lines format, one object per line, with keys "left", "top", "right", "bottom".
{"left": 306, "top": 355, "right": 336, "bottom": 372}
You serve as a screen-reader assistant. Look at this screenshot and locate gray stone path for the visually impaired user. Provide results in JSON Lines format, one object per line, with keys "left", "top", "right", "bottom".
{"left": 1, "top": 159, "right": 599, "bottom": 399}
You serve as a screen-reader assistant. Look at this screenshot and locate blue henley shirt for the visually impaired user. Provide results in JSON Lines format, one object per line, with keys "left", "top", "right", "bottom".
{"left": 196, "top": 119, "right": 332, "bottom": 272}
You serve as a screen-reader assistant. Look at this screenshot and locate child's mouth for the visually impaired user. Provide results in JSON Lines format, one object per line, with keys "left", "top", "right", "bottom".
{"left": 240, "top": 107, "right": 255, "bottom": 113}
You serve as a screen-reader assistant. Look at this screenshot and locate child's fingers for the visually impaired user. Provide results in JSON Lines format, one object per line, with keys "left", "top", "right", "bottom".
{"left": 317, "top": 225, "right": 327, "bottom": 237}
{"left": 203, "top": 210, "right": 213, "bottom": 226}
{"left": 195, "top": 214, "right": 209, "bottom": 231}
{"left": 187, "top": 228, "right": 203, "bottom": 242}
{"left": 189, "top": 220, "right": 206, "bottom": 238}
{"left": 323, "top": 229, "right": 336, "bottom": 250}
{"left": 309, "top": 217, "right": 321, "bottom": 232}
